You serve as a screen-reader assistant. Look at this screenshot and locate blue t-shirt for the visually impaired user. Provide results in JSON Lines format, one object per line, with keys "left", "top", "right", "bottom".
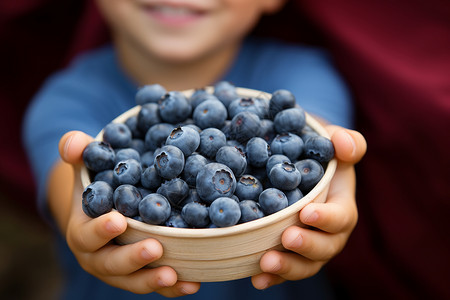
{"left": 23, "top": 37, "right": 352, "bottom": 300}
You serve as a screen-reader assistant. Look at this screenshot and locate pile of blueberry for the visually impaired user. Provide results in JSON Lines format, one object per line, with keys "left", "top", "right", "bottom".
{"left": 82, "top": 82, "right": 334, "bottom": 228}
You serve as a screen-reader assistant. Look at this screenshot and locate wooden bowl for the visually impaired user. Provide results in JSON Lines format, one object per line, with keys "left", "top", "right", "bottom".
{"left": 80, "top": 87, "right": 337, "bottom": 282}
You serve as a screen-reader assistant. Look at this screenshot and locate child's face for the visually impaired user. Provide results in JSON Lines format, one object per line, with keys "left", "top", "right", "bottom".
{"left": 96, "top": 0, "right": 284, "bottom": 63}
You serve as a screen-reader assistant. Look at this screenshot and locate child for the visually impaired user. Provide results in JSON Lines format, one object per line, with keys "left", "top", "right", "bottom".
{"left": 23, "top": 0, "right": 365, "bottom": 298}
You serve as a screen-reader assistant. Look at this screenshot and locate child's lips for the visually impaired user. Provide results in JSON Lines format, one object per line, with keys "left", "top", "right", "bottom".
{"left": 144, "top": 3, "right": 207, "bottom": 26}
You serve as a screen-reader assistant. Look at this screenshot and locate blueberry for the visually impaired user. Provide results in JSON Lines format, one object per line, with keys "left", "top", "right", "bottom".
{"left": 196, "top": 162, "right": 236, "bottom": 204}
{"left": 181, "top": 201, "right": 210, "bottom": 228}
{"left": 156, "top": 178, "right": 189, "bottom": 209}
{"left": 198, "top": 128, "right": 227, "bottom": 159}
{"left": 128, "top": 139, "right": 146, "bottom": 154}
{"left": 182, "top": 153, "right": 210, "bottom": 187}
{"left": 193, "top": 99, "right": 228, "bottom": 129}
{"left": 102, "top": 122, "right": 132, "bottom": 149}
{"left": 268, "top": 161, "right": 301, "bottom": 190}
{"left": 144, "top": 123, "right": 174, "bottom": 151}
{"left": 229, "top": 111, "right": 261, "bottom": 143}
{"left": 178, "top": 188, "right": 202, "bottom": 208}
{"left": 82, "top": 181, "right": 114, "bottom": 218}
{"left": 270, "top": 132, "right": 304, "bottom": 161}
{"left": 228, "top": 97, "right": 267, "bottom": 119}
{"left": 269, "top": 89, "right": 296, "bottom": 118}
{"left": 153, "top": 145, "right": 185, "bottom": 179}
{"left": 114, "top": 148, "right": 141, "bottom": 165}
{"left": 209, "top": 197, "right": 241, "bottom": 227}
{"left": 302, "top": 136, "right": 335, "bottom": 163}
{"left": 158, "top": 91, "right": 191, "bottom": 124}
{"left": 94, "top": 170, "right": 118, "bottom": 189}
{"left": 165, "top": 210, "right": 190, "bottom": 228}
{"left": 295, "top": 159, "right": 324, "bottom": 193}
{"left": 245, "top": 137, "right": 271, "bottom": 168}
{"left": 140, "top": 164, "right": 162, "bottom": 190}
{"left": 239, "top": 200, "right": 265, "bottom": 223}
{"left": 299, "top": 126, "right": 319, "bottom": 142}
{"left": 139, "top": 193, "right": 171, "bottom": 225}
{"left": 137, "top": 103, "right": 161, "bottom": 134}
{"left": 138, "top": 187, "right": 152, "bottom": 198}
{"left": 213, "top": 81, "right": 239, "bottom": 108}
{"left": 189, "top": 88, "right": 218, "bottom": 109}
{"left": 273, "top": 107, "right": 306, "bottom": 134}
{"left": 284, "top": 188, "right": 304, "bottom": 206}
{"left": 165, "top": 126, "right": 200, "bottom": 156}
{"left": 266, "top": 154, "right": 291, "bottom": 175}
{"left": 215, "top": 146, "right": 247, "bottom": 178}
{"left": 136, "top": 84, "right": 166, "bottom": 105}
{"left": 124, "top": 115, "right": 144, "bottom": 139}
{"left": 113, "top": 159, "right": 142, "bottom": 186}
{"left": 83, "top": 141, "right": 116, "bottom": 172}
{"left": 113, "top": 184, "right": 143, "bottom": 217}
{"left": 140, "top": 150, "right": 155, "bottom": 168}
{"left": 258, "top": 188, "right": 288, "bottom": 215}
{"left": 234, "top": 175, "right": 263, "bottom": 201}
{"left": 258, "top": 119, "right": 276, "bottom": 143}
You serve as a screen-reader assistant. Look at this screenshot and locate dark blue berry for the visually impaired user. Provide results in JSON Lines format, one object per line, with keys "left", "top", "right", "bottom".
{"left": 215, "top": 146, "right": 247, "bottom": 178}
{"left": 165, "top": 126, "right": 200, "bottom": 156}
{"left": 140, "top": 164, "right": 162, "bottom": 190}
{"left": 198, "top": 128, "right": 227, "bottom": 159}
{"left": 270, "top": 132, "right": 304, "bottom": 161}
{"left": 153, "top": 145, "right": 185, "bottom": 179}
{"left": 158, "top": 91, "right": 191, "bottom": 124}
{"left": 302, "top": 136, "right": 335, "bottom": 163}
{"left": 284, "top": 188, "right": 304, "bottom": 206}
{"left": 229, "top": 111, "right": 261, "bottom": 143}
{"left": 196, "top": 162, "right": 236, "bottom": 204}
{"left": 193, "top": 99, "right": 228, "bottom": 129}
{"left": 135, "top": 84, "right": 167, "bottom": 105}
{"left": 269, "top": 89, "right": 296, "bottom": 118}
{"left": 181, "top": 201, "right": 210, "bottom": 228}
{"left": 239, "top": 200, "right": 265, "bottom": 223}
{"left": 268, "top": 161, "right": 301, "bottom": 190}
{"left": 165, "top": 210, "right": 189, "bottom": 228}
{"left": 103, "top": 122, "right": 132, "bottom": 149}
{"left": 182, "top": 153, "right": 209, "bottom": 187}
{"left": 265, "top": 154, "right": 291, "bottom": 176}
{"left": 156, "top": 178, "right": 189, "bottom": 209}
{"left": 83, "top": 141, "right": 116, "bottom": 172}
{"left": 113, "top": 159, "right": 142, "bottom": 186}
{"left": 245, "top": 137, "right": 271, "bottom": 168}
{"left": 228, "top": 97, "right": 267, "bottom": 119}
{"left": 234, "top": 175, "right": 263, "bottom": 201}
{"left": 94, "top": 170, "right": 118, "bottom": 189}
{"left": 115, "top": 148, "right": 141, "bottom": 165}
{"left": 137, "top": 103, "right": 161, "bottom": 134}
{"left": 273, "top": 107, "right": 306, "bottom": 134}
{"left": 209, "top": 197, "right": 241, "bottom": 227}
{"left": 258, "top": 188, "right": 288, "bottom": 215}
{"left": 213, "top": 81, "right": 239, "bottom": 108}
{"left": 139, "top": 193, "right": 171, "bottom": 225}
{"left": 144, "top": 123, "right": 174, "bottom": 151}
{"left": 113, "top": 184, "right": 143, "bottom": 217}
{"left": 82, "top": 181, "right": 114, "bottom": 218}
{"left": 295, "top": 159, "right": 324, "bottom": 193}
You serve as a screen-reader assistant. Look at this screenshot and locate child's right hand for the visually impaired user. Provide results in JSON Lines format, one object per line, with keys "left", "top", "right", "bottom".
{"left": 57, "top": 131, "right": 201, "bottom": 297}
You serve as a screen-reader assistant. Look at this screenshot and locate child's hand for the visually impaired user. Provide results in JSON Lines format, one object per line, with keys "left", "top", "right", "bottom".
{"left": 58, "top": 131, "right": 201, "bottom": 297}
{"left": 251, "top": 126, "right": 367, "bottom": 289}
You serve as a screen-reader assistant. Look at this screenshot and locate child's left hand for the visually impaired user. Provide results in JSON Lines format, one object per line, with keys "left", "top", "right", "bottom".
{"left": 251, "top": 126, "right": 367, "bottom": 289}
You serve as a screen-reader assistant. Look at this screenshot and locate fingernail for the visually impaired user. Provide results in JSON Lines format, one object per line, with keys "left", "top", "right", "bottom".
{"left": 305, "top": 211, "right": 319, "bottom": 224}
{"left": 285, "top": 230, "right": 303, "bottom": 249}
{"left": 105, "top": 219, "right": 121, "bottom": 233}
{"left": 63, "top": 133, "right": 74, "bottom": 161}
{"left": 140, "top": 246, "right": 154, "bottom": 260}
{"left": 343, "top": 130, "right": 356, "bottom": 158}
{"left": 158, "top": 279, "right": 170, "bottom": 288}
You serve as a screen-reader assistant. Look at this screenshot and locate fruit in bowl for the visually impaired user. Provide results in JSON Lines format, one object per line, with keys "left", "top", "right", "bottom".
{"left": 80, "top": 82, "right": 336, "bottom": 282}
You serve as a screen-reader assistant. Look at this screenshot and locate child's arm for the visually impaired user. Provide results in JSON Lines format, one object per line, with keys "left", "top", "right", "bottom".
{"left": 49, "top": 131, "right": 201, "bottom": 297}
{"left": 251, "top": 125, "right": 367, "bottom": 289}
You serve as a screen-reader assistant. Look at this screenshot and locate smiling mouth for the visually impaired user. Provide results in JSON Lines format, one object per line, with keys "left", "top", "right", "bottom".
{"left": 145, "top": 4, "right": 206, "bottom": 24}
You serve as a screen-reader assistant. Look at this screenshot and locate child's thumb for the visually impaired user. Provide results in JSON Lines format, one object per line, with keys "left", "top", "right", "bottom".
{"left": 59, "top": 131, "right": 94, "bottom": 164}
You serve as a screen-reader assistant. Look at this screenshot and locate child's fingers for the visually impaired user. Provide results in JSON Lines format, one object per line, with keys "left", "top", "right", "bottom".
{"left": 258, "top": 250, "right": 323, "bottom": 282}
{"left": 88, "top": 238, "right": 164, "bottom": 277}
{"left": 326, "top": 125, "right": 367, "bottom": 163}
{"left": 280, "top": 226, "right": 348, "bottom": 262}
{"left": 157, "top": 281, "right": 202, "bottom": 298}
{"left": 59, "top": 130, "right": 93, "bottom": 164}
{"left": 104, "top": 266, "right": 178, "bottom": 294}
{"left": 251, "top": 272, "right": 285, "bottom": 290}
{"left": 67, "top": 210, "right": 127, "bottom": 253}
{"left": 299, "top": 201, "right": 357, "bottom": 234}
